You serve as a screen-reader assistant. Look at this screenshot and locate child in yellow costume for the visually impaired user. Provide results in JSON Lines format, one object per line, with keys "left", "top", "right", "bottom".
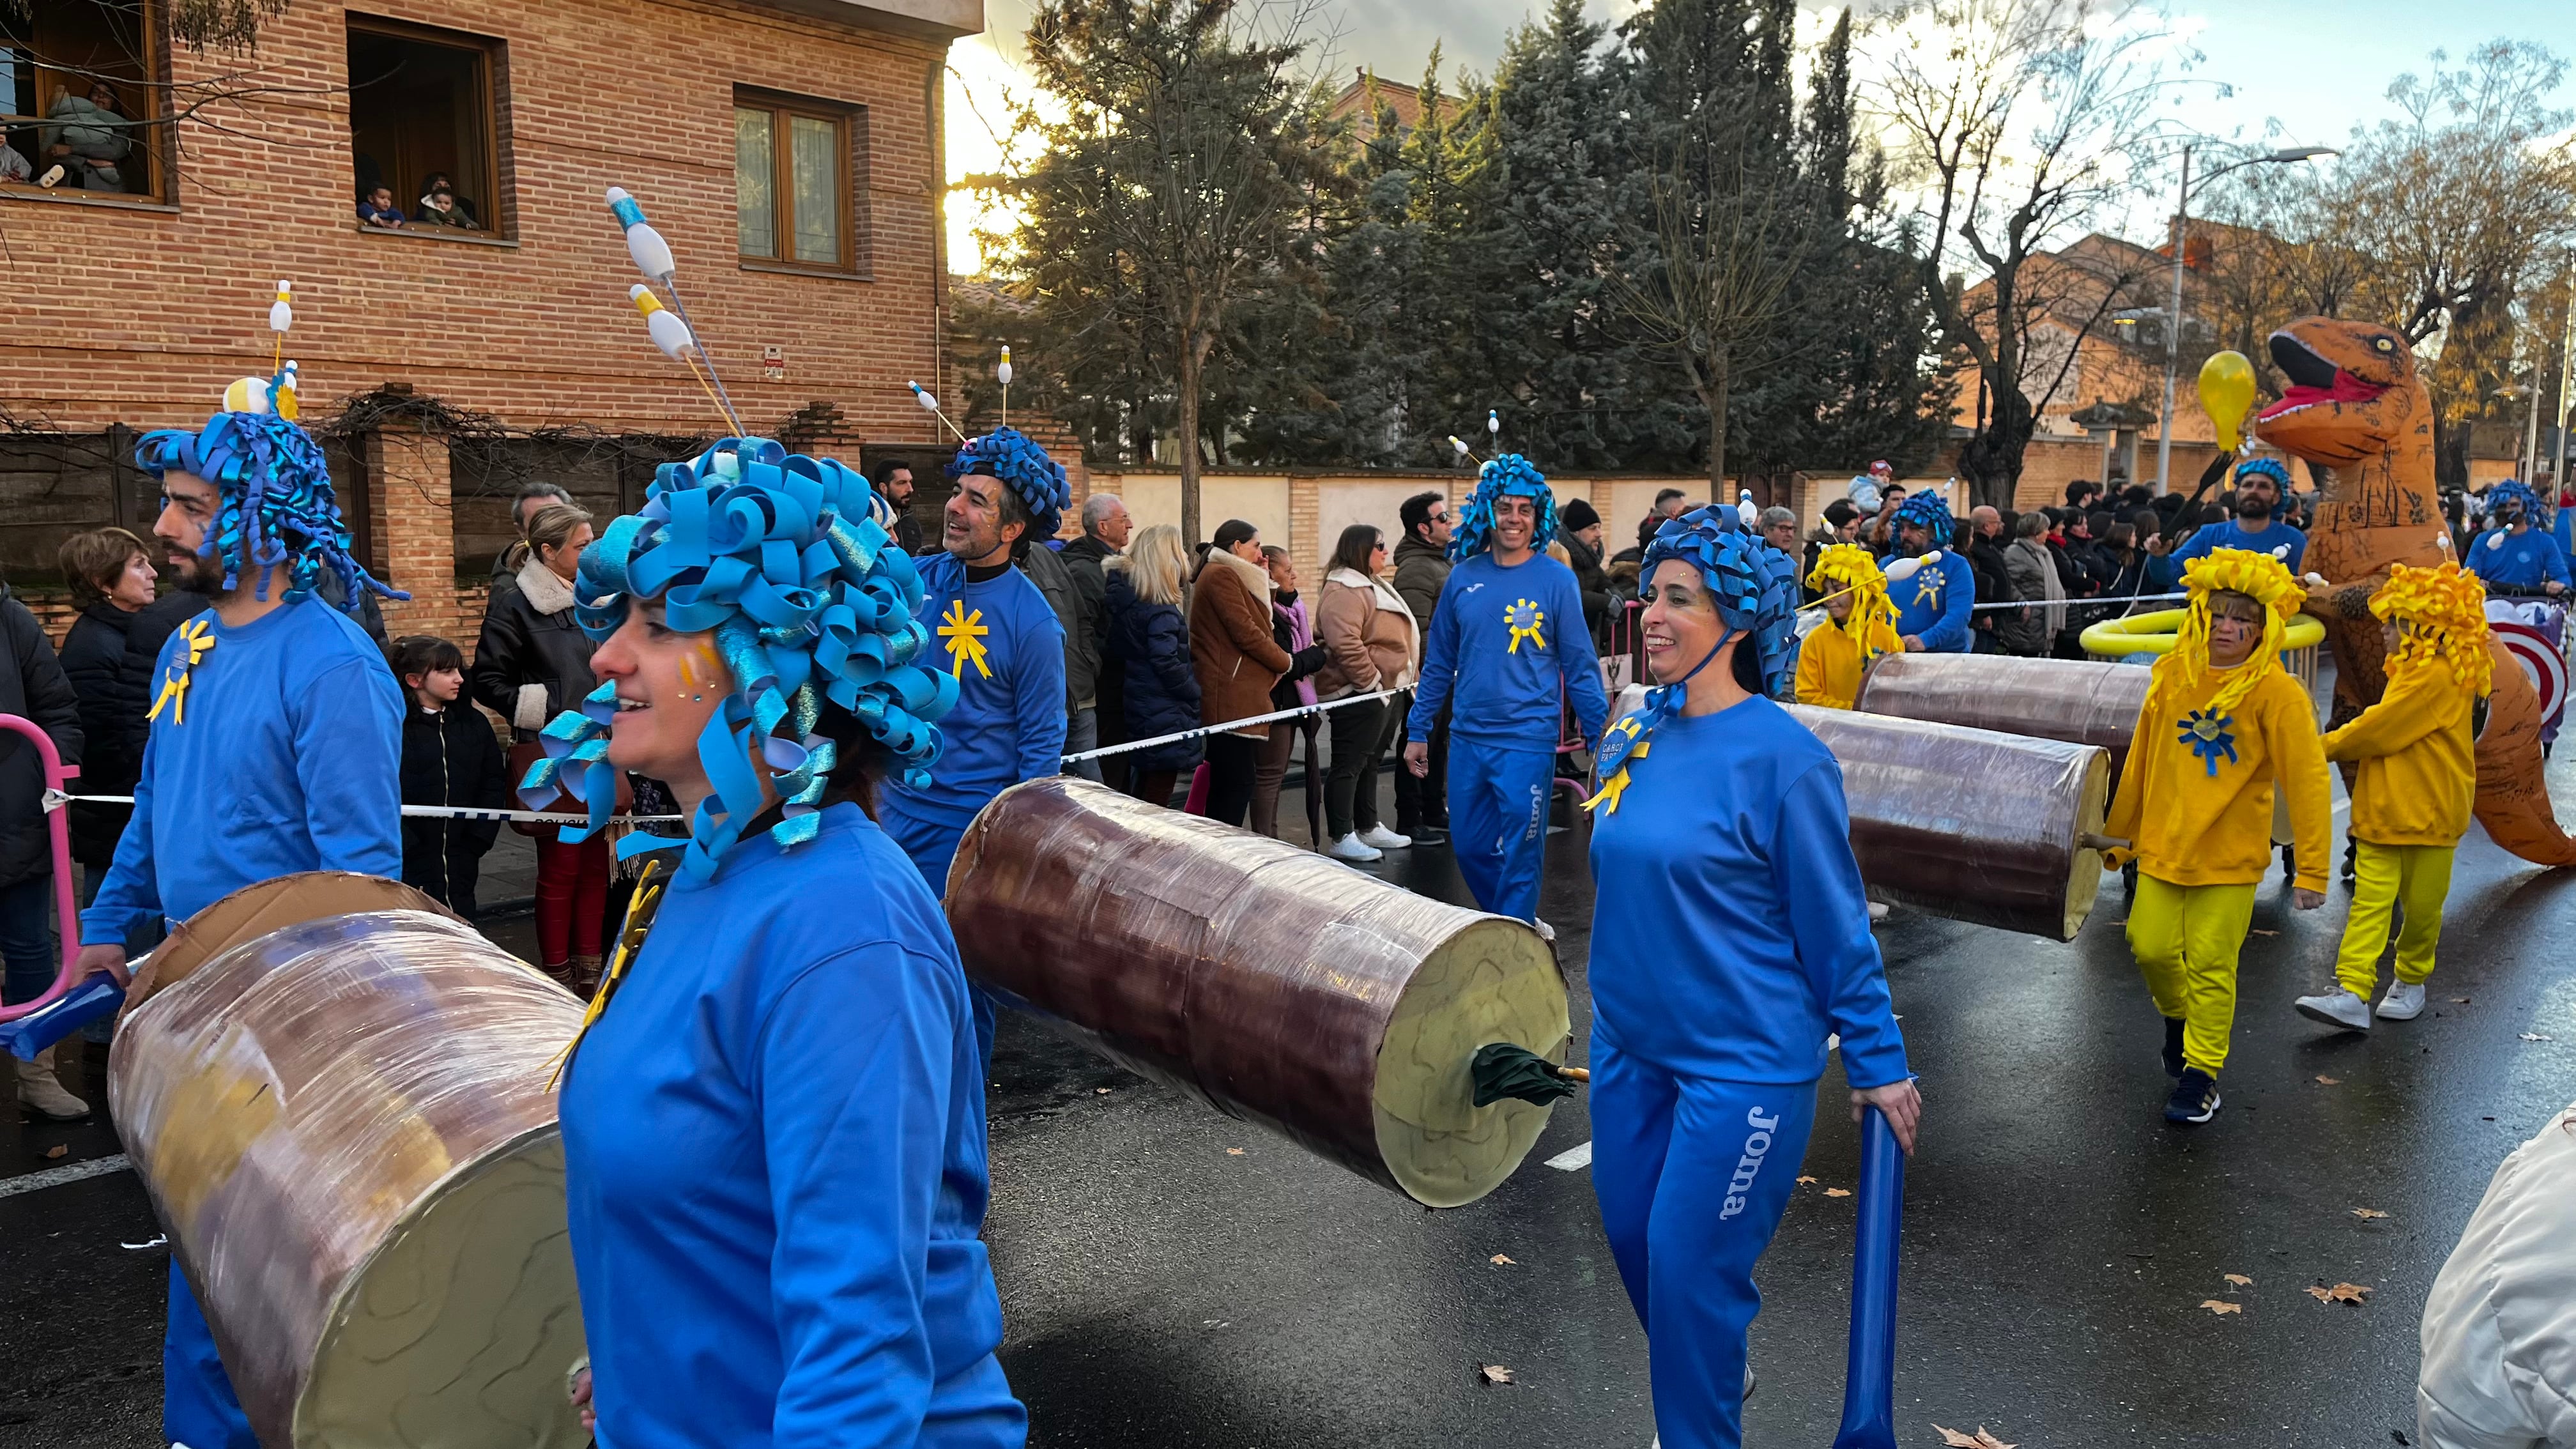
{"left": 2293, "top": 562, "right": 2488, "bottom": 1032}
{"left": 2103, "top": 549, "right": 2332, "bottom": 1126}
{"left": 1795, "top": 544, "right": 1904, "bottom": 710}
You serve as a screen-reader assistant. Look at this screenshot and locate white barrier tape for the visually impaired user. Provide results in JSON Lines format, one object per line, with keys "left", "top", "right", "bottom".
{"left": 1062, "top": 689, "right": 1402, "bottom": 764}
{"left": 1967, "top": 590, "right": 2187, "bottom": 613}
{"left": 47, "top": 790, "right": 682, "bottom": 827}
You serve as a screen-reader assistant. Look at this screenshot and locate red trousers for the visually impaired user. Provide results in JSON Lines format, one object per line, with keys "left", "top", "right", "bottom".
{"left": 535, "top": 831, "right": 611, "bottom": 964}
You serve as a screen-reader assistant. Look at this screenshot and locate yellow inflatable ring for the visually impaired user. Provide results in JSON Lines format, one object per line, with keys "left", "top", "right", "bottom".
{"left": 2079, "top": 608, "right": 2324, "bottom": 657}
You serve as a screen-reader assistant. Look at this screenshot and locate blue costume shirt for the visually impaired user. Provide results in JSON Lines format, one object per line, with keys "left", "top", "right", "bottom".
{"left": 1585, "top": 697, "right": 1909, "bottom": 1089}
{"left": 79, "top": 597, "right": 402, "bottom": 945}
{"left": 1408, "top": 551, "right": 1609, "bottom": 749}
{"left": 560, "top": 803, "right": 1023, "bottom": 1449}
{"left": 1878, "top": 549, "right": 1975, "bottom": 653}
{"left": 2467, "top": 526, "right": 2571, "bottom": 593}
{"left": 2169, "top": 517, "right": 2306, "bottom": 576}
{"left": 878, "top": 553, "right": 1066, "bottom": 881}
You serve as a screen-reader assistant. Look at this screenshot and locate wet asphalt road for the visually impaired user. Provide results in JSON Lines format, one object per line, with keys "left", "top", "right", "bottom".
{"left": 7, "top": 765, "right": 2576, "bottom": 1448}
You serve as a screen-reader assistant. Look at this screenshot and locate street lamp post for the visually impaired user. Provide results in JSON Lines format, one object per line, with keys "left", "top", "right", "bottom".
{"left": 2153, "top": 145, "right": 2338, "bottom": 494}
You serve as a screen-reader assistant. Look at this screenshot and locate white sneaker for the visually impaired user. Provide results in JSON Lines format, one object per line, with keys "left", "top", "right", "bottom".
{"left": 1867, "top": 901, "right": 1890, "bottom": 922}
{"left": 2377, "top": 981, "right": 2427, "bottom": 1022}
{"left": 2294, "top": 987, "right": 2372, "bottom": 1032}
{"left": 1533, "top": 917, "right": 1556, "bottom": 942}
{"left": 16, "top": 1051, "right": 91, "bottom": 1120}
{"left": 1357, "top": 824, "right": 1412, "bottom": 850}
{"left": 1326, "top": 832, "right": 1383, "bottom": 863}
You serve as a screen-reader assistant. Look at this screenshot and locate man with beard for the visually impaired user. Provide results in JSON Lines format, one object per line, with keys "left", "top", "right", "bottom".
{"left": 76, "top": 373, "right": 408, "bottom": 1449}
{"left": 881, "top": 460, "right": 925, "bottom": 555}
{"left": 2168, "top": 458, "right": 2307, "bottom": 576}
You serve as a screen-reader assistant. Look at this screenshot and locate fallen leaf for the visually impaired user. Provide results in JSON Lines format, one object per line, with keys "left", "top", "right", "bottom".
{"left": 1094, "top": 1087, "right": 1112, "bottom": 1094}
{"left": 1825, "top": 1187, "right": 1853, "bottom": 1198}
{"left": 2305, "top": 1282, "right": 2373, "bottom": 1305}
{"left": 2249, "top": 928, "right": 2279, "bottom": 937}
{"left": 2315, "top": 1075, "right": 2342, "bottom": 1085}
{"left": 2352, "top": 1208, "right": 2388, "bottom": 1220}
{"left": 44, "top": 1144, "right": 66, "bottom": 1160}
{"left": 2199, "top": 1299, "right": 2243, "bottom": 1315}
{"left": 1797, "top": 1175, "right": 1818, "bottom": 1184}
{"left": 1933, "top": 1426, "right": 2018, "bottom": 1448}
{"left": 1489, "top": 1254, "right": 1515, "bottom": 1266}
{"left": 2521, "top": 1033, "right": 2554, "bottom": 1043}
{"left": 1478, "top": 1364, "right": 1515, "bottom": 1385}
{"left": 2224, "top": 1273, "right": 2253, "bottom": 1287}
{"left": 2451, "top": 997, "right": 2471, "bottom": 1004}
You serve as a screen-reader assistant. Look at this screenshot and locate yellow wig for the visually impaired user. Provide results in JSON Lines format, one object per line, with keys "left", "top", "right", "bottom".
{"left": 2371, "top": 560, "right": 2492, "bottom": 698}
{"left": 1805, "top": 542, "right": 1898, "bottom": 666}
{"left": 2147, "top": 548, "right": 2306, "bottom": 721}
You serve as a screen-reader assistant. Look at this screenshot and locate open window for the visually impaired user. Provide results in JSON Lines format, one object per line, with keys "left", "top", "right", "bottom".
{"left": 1, "top": 0, "right": 166, "bottom": 202}
{"left": 346, "top": 17, "right": 504, "bottom": 236}
{"left": 735, "top": 88, "right": 862, "bottom": 275}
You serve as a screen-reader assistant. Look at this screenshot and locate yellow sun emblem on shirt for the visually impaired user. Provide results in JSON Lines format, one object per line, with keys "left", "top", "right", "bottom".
{"left": 1504, "top": 597, "right": 1548, "bottom": 653}
{"left": 939, "top": 599, "right": 992, "bottom": 679}
{"left": 145, "top": 618, "right": 217, "bottom": 726}
{"left": 1909, "top": 571, "right": 1945, "bottom": 610}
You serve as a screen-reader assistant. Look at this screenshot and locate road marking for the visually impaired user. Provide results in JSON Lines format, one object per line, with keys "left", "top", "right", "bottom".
{"left": 0, "top": 1153, "right": 130, "bottom": 1199}
{"left": 1545, "top": 1140, "right": 1593, "bottom": 1172}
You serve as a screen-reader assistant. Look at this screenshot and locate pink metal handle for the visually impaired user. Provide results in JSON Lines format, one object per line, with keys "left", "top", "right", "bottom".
{"left": 0, "top": 712, "right": 96, "bottom": 1022}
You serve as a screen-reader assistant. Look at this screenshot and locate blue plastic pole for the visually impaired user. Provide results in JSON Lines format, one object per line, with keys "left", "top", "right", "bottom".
{"left": 1830, "top": 1105, "right": 1905, "bottom": 1449}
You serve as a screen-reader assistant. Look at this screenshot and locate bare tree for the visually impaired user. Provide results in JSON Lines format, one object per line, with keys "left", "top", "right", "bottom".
{"left": 1869, "top": 0, "right": 2188, "bottom": 509}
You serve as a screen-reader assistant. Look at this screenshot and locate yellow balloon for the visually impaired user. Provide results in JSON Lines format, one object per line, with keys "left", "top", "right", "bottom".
{"left": 2199, "top": 350, "right": 2257, "bottom": 452}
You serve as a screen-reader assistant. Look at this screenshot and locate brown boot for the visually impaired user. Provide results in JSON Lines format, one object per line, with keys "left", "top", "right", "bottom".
{"left": 540, "top": 959, "right": 579, "bottom": 993}
{"left": 569, "top": 954, "right": 604, "bottom": 999}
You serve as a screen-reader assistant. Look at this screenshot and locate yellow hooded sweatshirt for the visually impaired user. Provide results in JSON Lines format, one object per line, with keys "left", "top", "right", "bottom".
{"left": 2323, "top": 658, "right": 2477, "bottom": 847}
{"left": 1794, "top": 618, "right": 1904, "bottom": 711}
{"left": 2106, "top": 662, "right": 2333, "bottom": 891}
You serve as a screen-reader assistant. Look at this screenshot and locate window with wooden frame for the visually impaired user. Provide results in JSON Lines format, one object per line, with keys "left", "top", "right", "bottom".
{"left": 734, "top": 89, "right": 862, "bottom": 275}
{"left": 1, "top": 0, "right": 170, "bottom": 204}
{"left": 346, "top": 16, "right": 505, "bottom": 238}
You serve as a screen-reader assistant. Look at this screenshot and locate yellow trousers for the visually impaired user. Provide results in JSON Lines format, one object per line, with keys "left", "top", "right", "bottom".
{"left": 2128, "top": 875, "right": 2257, "bottom": 1075}
{"left": 2331, "top": 841, "right": 2455, "bottom": 997}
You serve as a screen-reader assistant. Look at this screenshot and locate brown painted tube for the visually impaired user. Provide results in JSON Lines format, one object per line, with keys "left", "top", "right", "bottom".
{"left": 1785, "top": 705, "right": 2113, "bottom": 940}
{"left": 947, "top": 778, "right": 1570, "bottom": 1208}
{"left": 109, "top": 884, "right": 590, "bottom": 1448}
{"left": 1854, "top": 653, "right": 2153, "bottom": 789}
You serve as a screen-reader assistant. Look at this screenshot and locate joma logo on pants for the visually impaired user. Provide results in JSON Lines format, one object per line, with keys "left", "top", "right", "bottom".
{"left": 1521, "top": 783, "right": 1545, "bottom": 841}
{"left": 1719, "top": 1107, "right": 1782, "bottom": 1220}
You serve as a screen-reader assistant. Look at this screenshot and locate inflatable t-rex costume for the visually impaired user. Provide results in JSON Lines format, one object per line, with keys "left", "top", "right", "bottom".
{"left": 2257, "top": 315, "right": 2576, "bottom": 866}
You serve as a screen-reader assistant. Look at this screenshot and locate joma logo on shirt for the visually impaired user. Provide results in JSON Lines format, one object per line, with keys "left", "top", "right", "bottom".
{"left": 1719, "top": 1106, "right": 1782, "bottom": 1220}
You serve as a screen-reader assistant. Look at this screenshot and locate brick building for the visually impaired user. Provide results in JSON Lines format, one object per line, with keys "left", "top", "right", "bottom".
{"left": 1, "top": 0, "right": 981, "bottom": 646}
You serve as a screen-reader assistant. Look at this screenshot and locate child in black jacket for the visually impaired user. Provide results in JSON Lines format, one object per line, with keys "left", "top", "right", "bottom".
{"left": 390, "top": 636, "right": 509, "bottom": 920}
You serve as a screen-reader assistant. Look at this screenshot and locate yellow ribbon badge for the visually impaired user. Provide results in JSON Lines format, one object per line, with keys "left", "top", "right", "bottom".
{"left": 1505, "top": 597, "right": 1548, "bottom": 654}
{"left": 146, "top": 619, "right": 217, "bottom": 726}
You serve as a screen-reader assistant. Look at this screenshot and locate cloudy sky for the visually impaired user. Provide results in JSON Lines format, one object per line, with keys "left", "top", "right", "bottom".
{"left": 941, "top": 0, "right": 2572, "bottom": 270}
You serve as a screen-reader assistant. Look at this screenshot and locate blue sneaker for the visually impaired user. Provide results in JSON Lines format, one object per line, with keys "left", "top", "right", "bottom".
{"left": 2164, "top": 1068, "right": 2221, "bottom": 1126}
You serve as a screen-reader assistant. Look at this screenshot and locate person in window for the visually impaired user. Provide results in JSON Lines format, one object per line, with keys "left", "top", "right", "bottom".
{"left": 416, "top": 171, "right": 482, "bottom": 227}
{"left": 0, "top": 137, "right": 29, "bottom": 183}
{"left": 356, "top": 185, "right": 406, "bottom": 227}
{"left": 39, "top": 82, "right": 132, "bottom": 192}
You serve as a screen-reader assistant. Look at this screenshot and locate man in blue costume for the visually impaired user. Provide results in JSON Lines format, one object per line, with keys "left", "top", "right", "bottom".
{"left": 2465, "top": 479, "right": 2568, "bottom": 597}
{"left": 1403, "top": 456, "right": 1607, "bottom": 931}
{"left": 2170, "top": 457, "right": 2308, "bottom": 576}
{"left": 75, "top": 372, "right": 406, "bottom": 1449}
{"left": 1877, "top": 491, "right": 1975, "bottom": 653}
{"left": 877, "top": 427, "right": 1066, "bottom": 1062}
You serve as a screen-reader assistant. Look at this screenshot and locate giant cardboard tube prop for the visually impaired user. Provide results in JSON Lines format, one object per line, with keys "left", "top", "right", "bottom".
{"left": 947, "top": 777, "right": 1571, "bottom": 1208}
{"left": 1784, "top": 705, "right": 2112, "bottom": 940}
{"left": 109, "top": 879, "right": 590, "bottom": 1449}
{"left": 1855, "top": 654, "right": 2153, "bottom": 788}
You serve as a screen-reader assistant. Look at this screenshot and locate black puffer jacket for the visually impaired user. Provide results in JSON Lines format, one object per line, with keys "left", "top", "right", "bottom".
{"left": 471, "top": 562, "right": 595, "bottom": 738}
{"left": 0, "top": 590, "right": 81, "bottom": 888}
{"left": 1102, "top": 569, "right": 1201, "bottom": 774}
{"left": 59, "top": 602, "right": 146, "bottom": 867}
{"left": 400, "top": 703, "right": 509, "bottom": 907}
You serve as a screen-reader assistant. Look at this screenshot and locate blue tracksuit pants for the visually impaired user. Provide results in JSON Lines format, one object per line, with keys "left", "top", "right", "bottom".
{"left": 884, "top": 813, "right": 999, "bottom": 1068}
{"left": 166, "top": 1261, "right": 255, "bottom": 1449}
{"left": 1446, "top": 742, "right": 1555, "bottom": 921}
{"left": 1591, "top": 1041, "right": 1818, "bottom": 1449}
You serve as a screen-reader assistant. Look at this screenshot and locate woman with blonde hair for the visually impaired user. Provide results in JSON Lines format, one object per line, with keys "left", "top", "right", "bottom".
{"left": 1104, "top": 525, "right": 1202, "bottom": 806}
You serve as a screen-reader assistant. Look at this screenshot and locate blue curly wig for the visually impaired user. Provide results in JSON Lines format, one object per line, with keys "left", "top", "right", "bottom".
{"left": 518, "top": 436, "right": 958, "bottom": 881}
{"left": 1889, "top": 489, "right": 1955, "bottom": 544}
{"left": 133, "top": 410, "right": 407, "bottom": 615}
{"left": 1587, "top": 507, "right": 1798, "bottom": 811}
{"left": 2233, "top": 456, "right": 2292, "bottom": 493}
{"left": 1451, "top": 454, "right": 1559, "bottom": 562}
{"left": 2488, "top": 478, "right": 2545, "bottom": 526}
{"left": 946, "top": 426, "right": 1070, "bottom": 542}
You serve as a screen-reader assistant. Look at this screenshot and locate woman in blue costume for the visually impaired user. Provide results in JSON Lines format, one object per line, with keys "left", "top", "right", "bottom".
{"left": 519, "top": 437, "right": 1023, "bottom": 1448}
{"left": 1582, "top": 506, "right": 1922, "bottom": 1449}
